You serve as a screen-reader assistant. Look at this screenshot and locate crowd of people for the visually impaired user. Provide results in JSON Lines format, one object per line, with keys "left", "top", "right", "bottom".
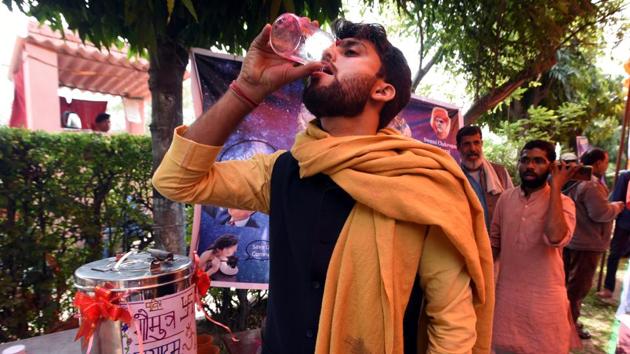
{"left": 457, "top": 126, "right": 630, "bottom": 352}
{"left": 152, "top": 17, "right": 628, "bottom": 354}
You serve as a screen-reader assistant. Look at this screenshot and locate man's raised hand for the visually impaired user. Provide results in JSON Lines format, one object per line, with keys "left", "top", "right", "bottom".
{"left": 236, "top": 23, "right": 324, "bottom": 104}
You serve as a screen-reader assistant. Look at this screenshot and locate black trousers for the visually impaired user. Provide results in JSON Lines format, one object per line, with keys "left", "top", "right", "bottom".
{"left": 605, "top": 225, "right": 630, "bottom": 292}
{"left": 563, "top": 248, "right": 602, "bottom": 323}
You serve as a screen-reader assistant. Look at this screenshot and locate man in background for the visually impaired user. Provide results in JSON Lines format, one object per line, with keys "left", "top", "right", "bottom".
{"left": 93, "top": 112, "right": 111, "bottom": 133}
{"left": 457, "top": 125, "right": 513, "bottom": 229}
{"left": 491, "top": 140, "right": 578, "bottom": 353}
{"left": 598, "top": 170, "right": 630, "bottom": 301}
{"left": 563, "top": 148, "right": 624, "bottom": 339}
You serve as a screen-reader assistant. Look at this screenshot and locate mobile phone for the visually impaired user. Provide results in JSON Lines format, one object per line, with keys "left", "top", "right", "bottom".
{"left": 555, "top": 162, "right": 593, "bottom": 181}
{"left": 572, "top": 165, "right": 592, "bottom": 181}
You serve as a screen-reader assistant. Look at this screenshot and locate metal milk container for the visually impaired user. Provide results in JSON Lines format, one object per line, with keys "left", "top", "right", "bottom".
{"left": 73, "top": 250, "right": 197, "bottom": 354}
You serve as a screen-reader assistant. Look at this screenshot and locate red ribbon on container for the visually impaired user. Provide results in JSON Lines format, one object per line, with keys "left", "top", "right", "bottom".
{"left": 74, "top": 285, "right": 145, "bottom": 354}
{"left": 192, "top": 256, "right": 211, "bottom": 296}
{"left": 192, "top": 253, "right": 239, "bottom": 342}
{"left": 73, "top": 285, "right": 132, "bottom": 351}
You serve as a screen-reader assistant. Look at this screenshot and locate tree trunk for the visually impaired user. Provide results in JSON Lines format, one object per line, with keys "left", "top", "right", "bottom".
{"left": 149, "top": 38, "right": 188, "bottom": 255}
{"left": 464, "top": 55, "right": 557, "bottom": 125}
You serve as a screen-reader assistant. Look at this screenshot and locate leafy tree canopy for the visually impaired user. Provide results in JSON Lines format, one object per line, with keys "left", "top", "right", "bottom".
{"left": 481, "top": 39, "right": 626, "bottom": 185}
{"left": 362, "top": 0, "right": 626, "bottom": 123}
{"left": 484, "top": 41, "right": 626, "bottom": 174}
{"left": 2, "top": 0, "right": 346, "bottom": 58}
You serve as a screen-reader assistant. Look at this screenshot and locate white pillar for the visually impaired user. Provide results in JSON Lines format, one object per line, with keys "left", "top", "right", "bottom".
{"left": 123, "top": 97, "right": 146, "bottom": 135}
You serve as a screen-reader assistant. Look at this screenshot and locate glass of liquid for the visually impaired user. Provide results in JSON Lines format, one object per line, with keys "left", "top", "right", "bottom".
{"left": 269, "top": 13, "right": 335, "bottom": 64}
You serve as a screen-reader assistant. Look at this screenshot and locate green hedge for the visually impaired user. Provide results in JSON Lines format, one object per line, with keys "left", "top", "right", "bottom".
{"left": 0, "top": 128, "right": 154, "bottom": 341}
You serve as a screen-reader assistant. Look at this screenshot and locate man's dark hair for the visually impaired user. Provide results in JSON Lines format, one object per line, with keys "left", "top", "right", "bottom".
{"left": 520, "top": 140, "right": 556, "bottom": 162}
{"left": 332, "top": 19, "right": 411, "bottom": 129}
{"left": 456, "top": 126, "right": 482, "bottom": 146}
{"left": 95, "top": 112, "right": 110, "bottom": 123}
{"left": 208, "top": 234, "right": 239, "bottom": 251}
{"left": 580, "top": 148, "right": 607, "bottom": 166}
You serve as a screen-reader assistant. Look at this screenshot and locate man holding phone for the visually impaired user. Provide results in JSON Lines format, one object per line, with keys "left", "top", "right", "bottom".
{"left": 563, "top": 148, "right": 624, "bottom": 339}
{"left": 491, "top": 140, "right": 579, "bottom": 353}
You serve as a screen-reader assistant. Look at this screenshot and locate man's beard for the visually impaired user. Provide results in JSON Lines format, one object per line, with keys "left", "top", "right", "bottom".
{"left": 462, "top": 155, "right": 483, "bottom": 171}
{"left": 520, "top": 170, "right": 549, "bottom": 189}
{"left": 303, "top": 74, "right": 376, "bottom": 118}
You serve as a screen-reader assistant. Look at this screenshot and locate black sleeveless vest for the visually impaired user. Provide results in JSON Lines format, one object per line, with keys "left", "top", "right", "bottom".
{"left": 261, "top": 152, "right": 422, "bottom": 354}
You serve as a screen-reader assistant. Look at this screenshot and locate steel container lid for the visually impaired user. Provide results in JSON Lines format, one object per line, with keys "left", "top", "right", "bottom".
{"left": 74, "top": 250, "right": 192, "bottom": 292}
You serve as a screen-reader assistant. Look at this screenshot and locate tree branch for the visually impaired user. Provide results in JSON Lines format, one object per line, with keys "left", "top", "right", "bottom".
{"left": 463, "top": 2, "right": 621, "bottom": 125}
{"left": 464, "top": 54, "right": 557, "bottom": 125}
{"left": 556, "top": 3, "right": 622, "bottom": 50}
{"left": 412, "top": 46, "right": 443, "bottom": 91}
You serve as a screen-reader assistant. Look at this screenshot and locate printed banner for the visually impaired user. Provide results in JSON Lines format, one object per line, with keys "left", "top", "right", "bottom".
{"left": 121, "top": 285, "right": 197, "bottom": 354}
{"left": 398, "top": 98, "right": 460, "bottom": 159}
{"left": 189, "top": 48, "right": 461, "bottom": 289}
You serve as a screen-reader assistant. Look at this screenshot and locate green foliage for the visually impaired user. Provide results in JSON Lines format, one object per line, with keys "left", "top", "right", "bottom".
{"left": 483, "top": 134, "right": 519, "bottom": 181}
{"left": 0, "top": 128, "right": 154, "bottom": 341}
{"left": 484, "top": 102, "right": 584, "bottom": 182}
{"left": 491, "top": 81, "right": 542, "bottom": 115}
{"left": 362, "top": 0, "right": 625, "bottom": 100}
{"left": 484, "top": 89, "right": 623, "bottom": 183}
{"left": 353, "top": 1, "right": 441, "bottom": 61}
{"left": 352, "top": 0, "right": 626, "bottom": 124}
{"left": 3, "top": 0, "right": 344, "bottom": 57}
{"left": 483, "top": 41, "right": 626, "bottom": 164}
{"left": 585, "top": 116, "right": 622, "bottom": 165}
{"left": 435, "top": 0, "right": 624, "bottom": 99}
{"left": 200, "top": 289, "right": 268, "bottom": 334}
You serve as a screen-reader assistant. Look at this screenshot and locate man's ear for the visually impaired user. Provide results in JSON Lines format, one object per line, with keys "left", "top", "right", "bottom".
{"left": 371, "top": 81, "right": 395, "bottom": 103}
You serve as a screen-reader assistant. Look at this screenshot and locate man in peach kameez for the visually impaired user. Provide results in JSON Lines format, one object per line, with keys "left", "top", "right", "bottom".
{"left": 491, "top": 140, "right": 578, "bottom": 354}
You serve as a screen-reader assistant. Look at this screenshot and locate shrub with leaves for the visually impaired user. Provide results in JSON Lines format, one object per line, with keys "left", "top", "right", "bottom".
{"left": 0, "top": 128, "right": 153, "bottom": 341}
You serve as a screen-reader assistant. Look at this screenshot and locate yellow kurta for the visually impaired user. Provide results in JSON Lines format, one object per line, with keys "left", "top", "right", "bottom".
{"left": 153, "top": 123, "right": 494, "bottom": 353}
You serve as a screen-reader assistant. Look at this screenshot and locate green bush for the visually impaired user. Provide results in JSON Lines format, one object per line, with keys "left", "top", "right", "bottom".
{"left": 0, "top": 128, "right": 154, "bottom": 341}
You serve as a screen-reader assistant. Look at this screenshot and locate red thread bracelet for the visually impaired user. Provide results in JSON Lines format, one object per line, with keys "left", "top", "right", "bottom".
{"left": 229, "top": 81, "right": 260, "bottom": 109}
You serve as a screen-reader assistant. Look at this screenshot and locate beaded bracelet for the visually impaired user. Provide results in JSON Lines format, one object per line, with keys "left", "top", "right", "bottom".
{"left": 229, "top": 80, "right": 260, "bottom": 109}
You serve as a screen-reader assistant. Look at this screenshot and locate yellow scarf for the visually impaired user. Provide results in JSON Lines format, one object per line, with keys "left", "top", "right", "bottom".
{"left": 291, "top": 122, "right": 494, "bottom": 354}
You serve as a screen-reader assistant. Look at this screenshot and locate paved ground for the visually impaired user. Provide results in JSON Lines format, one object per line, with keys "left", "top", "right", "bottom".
{"left": 0, "top": 329, "right": 80, "bottom": 354}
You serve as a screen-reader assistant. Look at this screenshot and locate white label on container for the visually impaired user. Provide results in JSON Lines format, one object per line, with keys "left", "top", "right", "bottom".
{"left": 121, "top": 285, "right": 197, "bottom": 354}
